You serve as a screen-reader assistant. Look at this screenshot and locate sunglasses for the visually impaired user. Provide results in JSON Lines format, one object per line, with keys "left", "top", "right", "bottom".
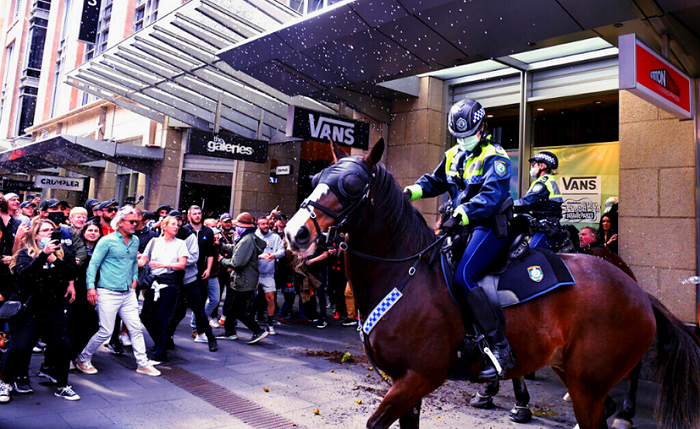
{"left": 105, "top": 207, "right": 118, "bottom": 213}
{"left": 127, "top": 220, "right": 139, "bottom": 225}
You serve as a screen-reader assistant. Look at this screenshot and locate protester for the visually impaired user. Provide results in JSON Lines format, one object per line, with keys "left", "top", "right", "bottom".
{"left": 18, "top": 201, "right": 35, "bottom": 225}
{"left": 139, "top": 216, "right": 188, "bottom": 363}
{"left": 254, "top": 217, "right": 285, "bottom": 334}
{"left": 96, "top": 200, "right": 118, "bottom": 236}
{"left": 212, "top": 212, "right": 235, "bottom": 324}
{"left": 5, "top": 219, "right": 79, "bottom": 400}
{"left": 215, "top": 212, "right": 269, "bottom": 344}
{"left": 75, "top": 206, "right": 160, "bottom": 377}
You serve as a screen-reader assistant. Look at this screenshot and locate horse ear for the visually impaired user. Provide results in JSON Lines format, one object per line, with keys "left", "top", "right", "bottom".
{"left": 362, "top": 138, "right": 385, "bottom": 167}
{"left": 331, "top": 140, "right": 348, "bottom": 163}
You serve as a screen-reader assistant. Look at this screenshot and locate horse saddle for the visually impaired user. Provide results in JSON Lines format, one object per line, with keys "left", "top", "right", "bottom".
{"left": 441, "top": 216, "right": 576, "bottom": 308}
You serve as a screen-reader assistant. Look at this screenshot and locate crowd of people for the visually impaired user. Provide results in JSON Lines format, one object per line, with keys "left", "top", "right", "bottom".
{"left": 0, "top": 194, "right": 355, "bottom": 404}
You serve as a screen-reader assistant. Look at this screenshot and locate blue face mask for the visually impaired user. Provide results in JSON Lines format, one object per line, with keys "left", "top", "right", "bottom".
{"left": 457, "top": 135, "right": 480, "bottom": 152}
{"left": 39, "top": 237, "right": 50, "bottom": 248}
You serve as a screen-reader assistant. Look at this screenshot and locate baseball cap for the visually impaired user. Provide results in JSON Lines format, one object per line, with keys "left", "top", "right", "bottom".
{"left": 4, "top": 193, "right": 19, "bottom": 201}
{"left": 219, "top": 212, "right": 232, "bottom": 222}
{"left": 168, "top": 210, "right": 183, "bottom": 218}
{"left": 40, "top": 198, "right": 61, "bottom": 211}
{"left": 96, "top": 200, "right": 118, "bottom": 211}
{"left": 19, "top": 201, "right": 36, "bottom": 209}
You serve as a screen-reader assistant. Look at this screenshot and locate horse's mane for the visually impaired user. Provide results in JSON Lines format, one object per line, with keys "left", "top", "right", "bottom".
{"left": 370, "top": 162, "right": 437, "bottom": 253}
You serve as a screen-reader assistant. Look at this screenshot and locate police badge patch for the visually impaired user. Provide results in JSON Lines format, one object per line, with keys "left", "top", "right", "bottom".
{"left": 456, "top": 117, "right": 468, "bottom": 132}
{"left": 528, "top": 266, "right": 544, "bottom": 282}
{"left": 494, "top": 160, "right": 507, "bottom": 177}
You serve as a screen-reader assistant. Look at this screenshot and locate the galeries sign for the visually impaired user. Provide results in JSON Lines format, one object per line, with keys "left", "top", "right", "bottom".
{"left": 188, "top": 129, "right": 268, "bottom": 164}
{"left": 286, "top": 105, "right": 370, "bottom": 150}
{"left": 34, "top": 175, "right": 85, "bottom": 191}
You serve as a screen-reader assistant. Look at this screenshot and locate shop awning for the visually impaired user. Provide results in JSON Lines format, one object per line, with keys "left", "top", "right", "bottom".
{"left": 219, "top": 0, "right": 700, "bottom": 97}
{"left": 0, "top": 135, "right": 165, "bottom": 177}
{"left": 65, "top": 0, "right": 337, "bottom": 143}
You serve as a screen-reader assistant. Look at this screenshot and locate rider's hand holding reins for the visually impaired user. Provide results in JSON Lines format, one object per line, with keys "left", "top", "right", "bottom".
{"left": 441, "top": 206, "right": 469, "bottom": 235}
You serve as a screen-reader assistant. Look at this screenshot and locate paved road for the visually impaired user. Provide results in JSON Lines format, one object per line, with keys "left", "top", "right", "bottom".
{"left": 0, "top": 313, "right": 661, "bottom": 428}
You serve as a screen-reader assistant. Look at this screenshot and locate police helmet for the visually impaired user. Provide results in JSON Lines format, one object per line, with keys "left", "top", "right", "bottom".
{"left": 528, "top": 151, "right": 558, "bottom": 170}
{"left": 448, "top": 99, "right": 486, "bottom": 139}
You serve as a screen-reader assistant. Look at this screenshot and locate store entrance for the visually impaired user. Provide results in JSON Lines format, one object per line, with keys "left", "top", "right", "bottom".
{"left": 180, "top": 182, "right": 231, "bottom": 220}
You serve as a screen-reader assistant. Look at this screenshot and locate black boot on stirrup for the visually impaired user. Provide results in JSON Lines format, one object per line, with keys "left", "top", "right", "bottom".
{"left": 464, "top": 287, "right": 515, "bottom": 381}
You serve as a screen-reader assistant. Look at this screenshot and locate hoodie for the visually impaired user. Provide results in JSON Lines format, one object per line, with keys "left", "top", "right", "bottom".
{"left": 219, "top": 228, "right": 265, "bottom": 292}
{"left": 255, "top": 229, "right": 285, "bottom": 278}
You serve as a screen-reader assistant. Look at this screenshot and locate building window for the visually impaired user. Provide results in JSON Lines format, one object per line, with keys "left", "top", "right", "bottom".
{"left": 23, "top": 17, "right": 48, "bottom": 78}
{"left": 133, "top": 0, "right": 159, "bottom": 34}
{"left": 14, "top": 0, "right": 22, "bottom": 17}
{"left": 96, "top": 0, "right": 112, "bottom": 54}
{"left": 16, "top": 86, "right": 38, "bottom": 136}
{"left": 0, "top": 43, "right": 15, "bottom": 123}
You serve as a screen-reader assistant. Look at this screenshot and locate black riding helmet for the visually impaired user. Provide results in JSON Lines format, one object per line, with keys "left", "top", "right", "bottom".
{"left": 448, "top": 99, "right": 486, "bottom": 139}
{"left": 528, "top": 151, "right": 558, "bottom": 170}
{"left": 311, "top": 156, "right": 372, "bottom": 208}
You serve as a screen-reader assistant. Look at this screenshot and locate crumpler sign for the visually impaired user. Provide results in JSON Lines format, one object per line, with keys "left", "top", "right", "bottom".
{"left": 34, "top": 175, "right": 85, "bottom": 191}
{"left": 78, "top": 0, "right": 102, "bottom": 44}
{"left": 286, "top": 105, "right": 370, "bottom": 150}
{"left": 188, "top": 129, "right": 268, "bottom": 164}
{"left": 619, "top": 33, "right": 692, "bottom": 119}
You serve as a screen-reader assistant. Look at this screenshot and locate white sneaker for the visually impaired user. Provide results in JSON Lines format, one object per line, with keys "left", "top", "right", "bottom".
{"left": 75, "top": 360, "right": 98, "bottom": 375}
{"left": 209, "top": 318, "right": 222, "bottom": 328}
{"left": 0, "top": 381, "right": 10, "bottom": 403}
{"left": 136, "top": 364, "right": 161, "bottom": 377}
{"left": 119, "top": 333, "right": 132, "bottom": 347}
{"left": 267, "top": 325, "right": 276, "bottom": 335}
{"left": 194, "top": 333, "right": 209, "bottom": 343}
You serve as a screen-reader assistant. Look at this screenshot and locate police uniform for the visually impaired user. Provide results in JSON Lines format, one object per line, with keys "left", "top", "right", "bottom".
{"left": 514, "top": 174, "right": 563, "bottom": 219}
{"left": 413, "top": 139, "right": 511, "bottom": 292}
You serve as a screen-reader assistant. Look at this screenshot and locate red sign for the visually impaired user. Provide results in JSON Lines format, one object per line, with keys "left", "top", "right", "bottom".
{"left": 619, "top": 34, "right": 692, "bottom": 120}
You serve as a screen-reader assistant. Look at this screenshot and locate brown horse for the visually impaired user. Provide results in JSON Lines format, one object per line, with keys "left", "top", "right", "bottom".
{"left": 285, "top": 139, "right": 700, "bottom": 429}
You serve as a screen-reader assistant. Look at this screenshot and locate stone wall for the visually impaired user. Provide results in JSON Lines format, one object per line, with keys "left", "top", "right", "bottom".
{"left": 618, "top": 91, "right": 697, "bottom": 322}
{"left": 387, "top": 77, "right": 447, "bottom": 224}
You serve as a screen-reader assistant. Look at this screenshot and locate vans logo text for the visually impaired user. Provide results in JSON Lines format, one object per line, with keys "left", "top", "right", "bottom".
{"left": 562, "top": 176, "right": 597, "bottom": 193}
{"left": 308, "top": 115, "right": 355, "bottom": 145}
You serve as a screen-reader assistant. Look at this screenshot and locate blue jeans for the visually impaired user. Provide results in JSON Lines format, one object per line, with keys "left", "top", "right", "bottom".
{"left": 455, "top": 226, "right": 507, "bottom": 294}
{"left": 191, "top": 277, "right": 221, "bottom": 330}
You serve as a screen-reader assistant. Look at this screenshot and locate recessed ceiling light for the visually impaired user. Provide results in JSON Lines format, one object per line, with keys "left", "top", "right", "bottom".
{"left": 486, "top": 114, "right": 494, "bottom": 118}
{"left": 593, "top": 100, "right": 604, "bottom": 105}
{"left": 536, "top": 108, "right": 545, "bottom": 111}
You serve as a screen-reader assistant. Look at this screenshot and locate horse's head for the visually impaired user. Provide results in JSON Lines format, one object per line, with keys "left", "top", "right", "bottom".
{"left": 285, "top": 138, "right": 385, "bottom": 255}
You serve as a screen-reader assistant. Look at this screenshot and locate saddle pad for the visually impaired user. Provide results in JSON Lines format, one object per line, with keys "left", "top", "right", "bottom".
{"left": 441, "top": 248, "right": 575, "bottom": 308}
{"left": 496, "top": 248, "right": 575, "bottom": 306}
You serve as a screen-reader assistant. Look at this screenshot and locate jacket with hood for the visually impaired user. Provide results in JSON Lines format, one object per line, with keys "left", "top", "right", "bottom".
{"left": 219, "top": 229, "right": 265, "bottom": 292}
{"left": 176, "top": 227, "right": 199, "bottom": 285}
{"left": 255, "top": 229, "right": 285, "bottom": 278}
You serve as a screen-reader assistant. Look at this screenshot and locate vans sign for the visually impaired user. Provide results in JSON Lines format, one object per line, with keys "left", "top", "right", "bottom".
{"left": 560, "top": 176, "right": 602, "bottom": 223}
{"left": 188, "top": 129, "right": 268, "bottom": 164}
{"left": 286, "top": 105, "right": 370, "bottom": 150}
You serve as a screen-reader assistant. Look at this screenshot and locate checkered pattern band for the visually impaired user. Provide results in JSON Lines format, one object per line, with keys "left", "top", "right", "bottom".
{"left": 362, "top": 288, "right": 403, "bottom": 335}
{"left": 535, "top": 153, "right": 555, "bottom": 165}
{"left": 473, "top": 108, "right": 485, "bottom": 124}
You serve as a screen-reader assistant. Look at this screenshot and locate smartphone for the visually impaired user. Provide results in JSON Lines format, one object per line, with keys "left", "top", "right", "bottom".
{"left": 51, "top": 229, "right": 62, "bottom": 242}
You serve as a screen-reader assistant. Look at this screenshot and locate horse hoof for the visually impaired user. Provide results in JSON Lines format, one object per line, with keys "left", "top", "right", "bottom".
{"left": 611, "top": 418, "right": 633, "bottom": 429}
{"left": 509, "top": 407, "right": 532, "bottom": 423}
{"left": 469, "top": 395, "right": 494, "bottom": 409}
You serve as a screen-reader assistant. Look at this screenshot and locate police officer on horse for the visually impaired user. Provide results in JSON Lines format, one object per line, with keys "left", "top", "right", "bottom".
{"left": 404, "top": 98, "right": 515, "bottom": 381}
{"left": 515, "top": 151, "right": 574, "bottom": 252}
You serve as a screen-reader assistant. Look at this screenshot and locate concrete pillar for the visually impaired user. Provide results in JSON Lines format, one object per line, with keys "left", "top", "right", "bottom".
{"left": 386, "top": 76, "right": 447, "bottom": 224}
{"left": 618, "top": 90, "right": 697, "bottom": 322}
{"left": 146, "top": 127, "right": 184, "bottom": 211}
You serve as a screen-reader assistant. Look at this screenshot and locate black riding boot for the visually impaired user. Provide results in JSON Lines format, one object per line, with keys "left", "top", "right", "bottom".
{"left": 464, "top": 287, "right": 515, "bottom": 381}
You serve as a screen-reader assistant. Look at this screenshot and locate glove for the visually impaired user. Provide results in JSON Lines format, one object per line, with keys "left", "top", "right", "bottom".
{"left": 453, "top": 206, "right": 469, "bottom": 226}
{"left": 403, "top": 185, "right": 423, "bottom": 202}
{"left": 440, "top": 215, "right": 460, "bottom": 235}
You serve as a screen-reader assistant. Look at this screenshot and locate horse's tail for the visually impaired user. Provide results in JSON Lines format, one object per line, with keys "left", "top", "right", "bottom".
{"left": 648, "top": 294, "right": 700, "bottom": 429}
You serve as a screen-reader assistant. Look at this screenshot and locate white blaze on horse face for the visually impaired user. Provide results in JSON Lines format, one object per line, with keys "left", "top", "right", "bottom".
{"left": 285, "top": 183, "right": 331, "bottom": 249}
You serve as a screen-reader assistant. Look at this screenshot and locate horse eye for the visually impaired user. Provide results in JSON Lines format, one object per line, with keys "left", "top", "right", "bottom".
{"left": 341, "top": 174, "right": 365, "bottom": 196}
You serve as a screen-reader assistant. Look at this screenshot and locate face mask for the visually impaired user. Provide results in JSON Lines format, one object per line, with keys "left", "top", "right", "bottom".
{"left": 457, "top": 135, "right": 480, "bottom": 152}
{"left": 529, "top": 166, "right": 540, "bottom": 179}
{"left": 39, "top": 237, "right": 50, "bottom": 248}
{"left": 48, "top": 212, "right": 66, "bottom": 225}
{"left": 236, "top": 226, "right": 249, "bottom": 237}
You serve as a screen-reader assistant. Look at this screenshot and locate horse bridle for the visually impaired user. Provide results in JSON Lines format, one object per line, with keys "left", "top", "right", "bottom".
{"left": 299, "top": 156, "right": 374, "bottom": 247}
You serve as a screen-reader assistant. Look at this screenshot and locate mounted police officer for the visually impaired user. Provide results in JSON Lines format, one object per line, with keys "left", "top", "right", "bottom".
{"left": 403, "top": 98, "right": 514, "bottom": 381}
{"left": 514, "top": 151, "right": 572, "bottom": 251}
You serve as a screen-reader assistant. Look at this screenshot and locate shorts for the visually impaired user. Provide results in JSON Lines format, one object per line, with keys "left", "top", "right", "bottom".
{"left": 259, "top": 276, "right": 276, "bottom": 293}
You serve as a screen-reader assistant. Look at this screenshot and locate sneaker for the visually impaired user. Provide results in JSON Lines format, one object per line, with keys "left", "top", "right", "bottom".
{"left": 0, "top": 381, "right": 10, "bottom": 403}
{"left": 246, "top": 331, "right": 269, "bottom": 345}
{"left": 267, "top": 325, "right": 276, "bottom": 335}
{"left": 75, "top": 360, "right": 98, "bottom": 375}
{"left": 106, "top": 342, "right": 125, "bottom": 355}
{"left": 37, "top": 340, "right": 47, "bottom": 348}
{"left": 136, "top": 364, "right": 161, "bottom": 377}
{"left": 341, "top": 318, "right": 358, "bottom": 327}
{"left": 276, "top": 317, "right": 289, "bottom": 324}
{"left": 13, "top": 377, "right": 34, "bottom": 394}
{"left": 38, "top": 366, "right": 58, "bottom": 384}
{"left": 316, "top": 320, "right": 328, "bottom": 329}
{"left": 209, "top": 318, "right": 222, "bottom": 328}
{"left": 215, "top": 332, "right": 238, "bottom": 340}
{"left": 119, "top": 333, "right": 132, "bottom": 347}
{"left": 32, "top": 345, "right": 44, "bottom": 354}
{"left": 55, "top": 385, "right": 80, "bottom": 401}
{"left": 218, "top": 316, "right": 226, "bottom": 325}
{"left": 194, "top": 333, "right": 209, "bottom": 343}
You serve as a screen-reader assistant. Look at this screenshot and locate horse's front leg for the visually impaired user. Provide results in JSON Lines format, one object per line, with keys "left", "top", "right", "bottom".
{"left": 398, "top": 399, "right": 421, "bottom": 429}
{"left": 469, "top": 380, "right": 499, "bottom": 409}
{"left": 366, "top": 370, "right": 433, "bottom": 429}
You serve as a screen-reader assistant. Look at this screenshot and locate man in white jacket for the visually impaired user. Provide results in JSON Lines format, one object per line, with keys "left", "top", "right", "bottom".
{"left": 255, "top": 217, "right": 286, "bottom": 334}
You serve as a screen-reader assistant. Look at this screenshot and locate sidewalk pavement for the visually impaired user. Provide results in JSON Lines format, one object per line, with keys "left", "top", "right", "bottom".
{"left": 0, "top": 315, "right": 661, "bottom": 428}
